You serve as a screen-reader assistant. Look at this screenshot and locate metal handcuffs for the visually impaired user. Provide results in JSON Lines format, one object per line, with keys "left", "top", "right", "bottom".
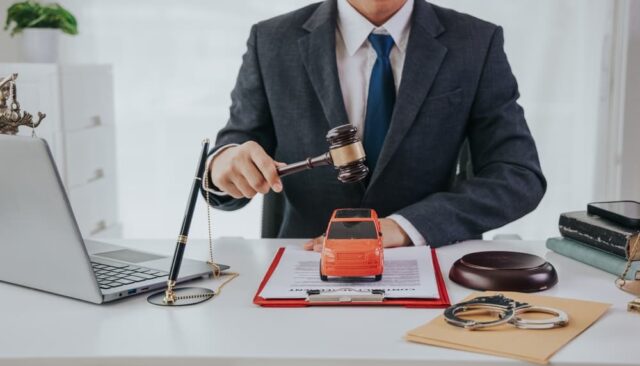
{"left": 444, "top": 294, "right": 569, "bottom": 330}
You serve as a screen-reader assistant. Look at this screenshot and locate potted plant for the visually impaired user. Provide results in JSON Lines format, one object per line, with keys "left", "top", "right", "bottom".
{"left": 4, "top": 1, "right": 78, "bottom": 63}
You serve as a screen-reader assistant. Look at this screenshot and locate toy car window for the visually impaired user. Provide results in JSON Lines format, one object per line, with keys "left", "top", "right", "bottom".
{"left": 327, "top": 221, "right": 377, "bottom": 239}
{"left": 335, "top": 209, "right": 372, "bottom": 218}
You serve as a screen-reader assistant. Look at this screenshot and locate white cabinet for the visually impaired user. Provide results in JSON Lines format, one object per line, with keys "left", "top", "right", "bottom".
{"left": 0, "top": 63, "right": 120, "bottom": 238}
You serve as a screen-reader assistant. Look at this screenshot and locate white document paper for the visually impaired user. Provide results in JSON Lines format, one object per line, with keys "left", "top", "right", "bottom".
{"left": 259, "top": 246, "right": 439, "bottom": 299}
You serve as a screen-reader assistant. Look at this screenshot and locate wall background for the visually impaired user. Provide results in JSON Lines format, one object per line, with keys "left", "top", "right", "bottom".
{"left": 0, "top": 0, "right": 634, "bottom": 240}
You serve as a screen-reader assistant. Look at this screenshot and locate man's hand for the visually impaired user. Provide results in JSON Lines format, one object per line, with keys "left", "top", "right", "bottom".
{"left": 303, "top": 218, "right": 411, "bottom": 252}
{"left": 209, "top": 141, "right": 284, "bottom": 199}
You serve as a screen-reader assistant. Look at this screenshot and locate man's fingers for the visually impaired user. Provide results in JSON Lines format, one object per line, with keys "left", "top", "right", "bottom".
{"left": 303, "top": 236, "right": 324, "bottom": 251}
{"left": 252, "top": 151, "right": 283, "bottom": 192}
{"left": 379, "top": 218, "right": 411, "bottom": 248}
{"left": 209, "top": 140, "right": 286, "bottom": 198}
{"left": 313, "top": 236, "right": 324, "bottom": 252}
{"left": 240, "top": 160, "right": 270, "bottom": 194}
{"left": 260, "top": 162, "right": 283, "bottom": 193}
{"left": 216, "top": 178, "right": 244, "bottom": 199}
{"left": 303, "top": 240, "right": 314, "bottom": 250}
{"left": 230, "top": 174, "right": 257, "bottom": 198}
{"left": 225, "top": 186, "right": 244, "bottom": 200}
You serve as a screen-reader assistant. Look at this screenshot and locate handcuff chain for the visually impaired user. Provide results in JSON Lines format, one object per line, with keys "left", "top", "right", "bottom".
{"left": 444, "top": 294, "right": 568, "bottom": 330}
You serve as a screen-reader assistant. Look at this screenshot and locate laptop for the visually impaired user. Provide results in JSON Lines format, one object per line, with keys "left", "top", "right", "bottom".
{"left": 0, "top": 135, "right": 228, "bottom": 303}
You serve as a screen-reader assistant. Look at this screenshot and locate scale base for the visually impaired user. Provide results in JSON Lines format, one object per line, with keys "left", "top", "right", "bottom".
{"left": 147, "top": 287, "right": 215, "bottom": 306}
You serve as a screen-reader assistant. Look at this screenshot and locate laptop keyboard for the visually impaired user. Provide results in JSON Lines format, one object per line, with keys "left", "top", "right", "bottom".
{"left": 91, "top": 261, "right": 168, "bottom": 290}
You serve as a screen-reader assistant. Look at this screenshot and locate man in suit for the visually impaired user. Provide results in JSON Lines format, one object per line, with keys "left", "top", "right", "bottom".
{"left": 203, "top": 0, "right": 546, "bottom": 249}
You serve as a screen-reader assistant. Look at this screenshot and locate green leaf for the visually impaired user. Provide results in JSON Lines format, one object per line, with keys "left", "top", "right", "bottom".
{"left": 4, "top": 0, "right": 78, "bottom": 37}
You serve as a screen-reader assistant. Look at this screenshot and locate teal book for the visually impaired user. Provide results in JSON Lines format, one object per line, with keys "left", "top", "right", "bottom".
{"left": 546, "top": 237, "right": 640, "bottom": 280}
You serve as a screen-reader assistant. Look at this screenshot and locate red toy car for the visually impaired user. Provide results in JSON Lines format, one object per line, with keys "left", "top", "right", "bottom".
{"left": 320, "top": 208, "right": 384, "bottom": 281}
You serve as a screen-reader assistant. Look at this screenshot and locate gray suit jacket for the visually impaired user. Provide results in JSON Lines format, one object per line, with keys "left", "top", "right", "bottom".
{"left": 204, "top": 0, "right": 546, "bottom": 247}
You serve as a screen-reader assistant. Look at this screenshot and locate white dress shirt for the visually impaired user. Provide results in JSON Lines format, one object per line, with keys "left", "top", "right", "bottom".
{"left": 335, "top": 0, "right": 412, "bottom": 137}
{"left": 335, "top": 0, "right": 426, "bottom": 246}
{"left": 209, "top": 0, "right": 427, "bottom": 246}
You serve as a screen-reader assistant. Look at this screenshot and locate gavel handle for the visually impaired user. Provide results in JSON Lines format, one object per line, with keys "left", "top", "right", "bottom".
{"left": 277, "top": 152, "right": 332, "bottom": 177}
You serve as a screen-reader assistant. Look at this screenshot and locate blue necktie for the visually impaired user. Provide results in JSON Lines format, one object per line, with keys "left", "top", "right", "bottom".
{"left": 364, "top": 33, "right": 395, "bottom": 172}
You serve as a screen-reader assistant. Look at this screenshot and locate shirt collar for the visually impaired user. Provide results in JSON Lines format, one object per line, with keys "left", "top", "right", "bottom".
{"left": 337, "top": 0, "right": 414, "bottom": 56}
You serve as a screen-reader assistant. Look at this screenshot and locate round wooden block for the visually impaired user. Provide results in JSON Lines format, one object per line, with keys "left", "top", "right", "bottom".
{"left": 449, "top": 251, "right": 558, "bottom": 292}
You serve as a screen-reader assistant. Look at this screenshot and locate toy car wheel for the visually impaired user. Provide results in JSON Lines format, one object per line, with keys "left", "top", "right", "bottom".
{"left": 319, "top": 261, "right": 328, "bottom": 281}
{"left": 374, "top": 274, "right": 382, "bottom": 281}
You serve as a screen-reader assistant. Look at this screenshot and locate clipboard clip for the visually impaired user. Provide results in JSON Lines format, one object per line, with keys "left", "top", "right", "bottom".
{"left": 306, "top": 289, "right": 386, "bottom": 303}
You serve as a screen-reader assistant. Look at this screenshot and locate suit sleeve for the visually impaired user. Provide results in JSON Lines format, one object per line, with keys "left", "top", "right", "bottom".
{"left": 394, "top": 26, "right": 546, "bottom": 247}
{"left": 201, "top": 24, "right": 277, "bottom": 211}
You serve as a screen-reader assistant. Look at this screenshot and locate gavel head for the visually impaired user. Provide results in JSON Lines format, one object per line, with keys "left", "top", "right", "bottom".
{"left": 325, "top": 124, "right": 369, "bottom": 183}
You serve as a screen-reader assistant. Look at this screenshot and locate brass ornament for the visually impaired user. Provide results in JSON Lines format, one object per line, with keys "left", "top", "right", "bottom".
{"left": 0, "top": 73, "right": 46, "bottom": 136}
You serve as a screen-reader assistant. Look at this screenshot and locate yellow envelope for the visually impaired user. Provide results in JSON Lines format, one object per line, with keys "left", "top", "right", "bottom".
{"left": 406, "top": 291, "right": 610, "bottom": 364}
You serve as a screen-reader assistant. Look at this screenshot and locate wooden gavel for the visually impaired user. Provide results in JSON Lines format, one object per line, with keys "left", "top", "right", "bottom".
{"left": 277, "top": 124, "right": 369, "bottom": 183}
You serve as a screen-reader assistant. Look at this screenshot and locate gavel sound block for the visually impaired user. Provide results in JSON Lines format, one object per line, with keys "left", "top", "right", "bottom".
{"left": 276, "top": 124, "right": 369, "bottom": 183}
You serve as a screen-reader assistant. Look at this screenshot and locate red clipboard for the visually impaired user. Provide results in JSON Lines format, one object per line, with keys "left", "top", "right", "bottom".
{"left": 253, "top": 247, "right": 451, "bottom": 308}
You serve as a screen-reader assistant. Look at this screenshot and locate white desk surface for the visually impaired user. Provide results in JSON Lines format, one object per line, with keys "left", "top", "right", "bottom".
{"left": 1, "top": 238, "right": 638, "bottom": 366}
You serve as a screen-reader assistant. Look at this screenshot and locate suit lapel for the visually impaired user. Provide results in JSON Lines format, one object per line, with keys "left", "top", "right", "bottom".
{"left": 298, "top": 0, "right": 349, "bottom": 130}
{"left": 366, "top": 1, "right": 448, "bottom": 191}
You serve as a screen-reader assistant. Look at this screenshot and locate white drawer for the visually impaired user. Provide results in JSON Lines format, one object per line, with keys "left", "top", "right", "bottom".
{"left": 59, "top": 65, "right": 114, "bottom": 131}
{"left": 68, "top": 175, "right": 118, "bottom": 237}
{"left": 64, "top": 124, "right": 116, "bottom": 188}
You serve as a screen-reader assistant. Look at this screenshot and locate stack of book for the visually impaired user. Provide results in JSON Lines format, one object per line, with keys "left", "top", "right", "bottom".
{"left": 546, "top": 211, "right": 640, "bottom": 280}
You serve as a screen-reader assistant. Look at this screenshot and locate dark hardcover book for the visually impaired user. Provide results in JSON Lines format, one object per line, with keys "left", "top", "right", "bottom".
{"left": 558, "top": 211, "right": 640, "bottom": 260}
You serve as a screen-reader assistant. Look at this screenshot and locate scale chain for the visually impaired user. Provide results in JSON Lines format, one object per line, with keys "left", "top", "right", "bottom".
{"left": 170, "top": 163, "right": 227, "bottom": 301}
{"left": 618, "top": 234, "right": 640, "bottom": 286}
